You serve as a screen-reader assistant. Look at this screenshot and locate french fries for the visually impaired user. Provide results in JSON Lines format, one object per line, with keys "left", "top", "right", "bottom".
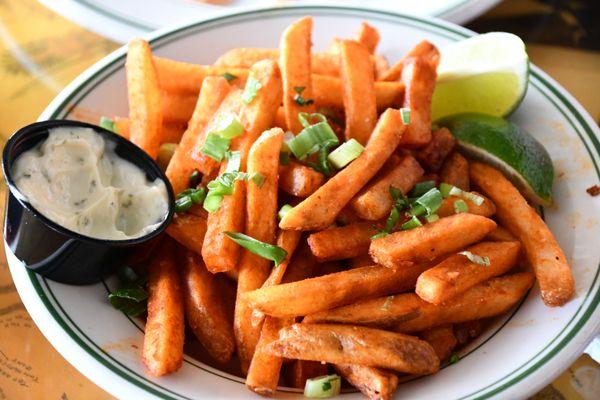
{"left": 161, "top": 91, "right": 198, "bottom": 123}
{"left": 440, "top": 152, "right": 470, "bottom": 191}
{"left": 340, "top": 40, "right": 378, "bottom": 144}
{"left": 281, "top": 241, "right": 321, "bottom": 284}
{"left": 126, "top": 39, "right": 163, "bottom": 159}
{"left": 355, "top": 22, "right": 380, "bottom": 54}
{"left": 166, "top": 213, "right": 207, "bottom": 255}
{"left": 486, "top": 226, "right": 517, "bottom": 242}
{"left": 242, "top": 263, "right": 430, "bottom": 317}
{"left": 380, "top": 40, "right": 439, "bottom": 82}
{"left": 181, "top": 250, "right": 235, "bottom": 364}
{"left": 280, "top": 109, "right": 406, "bottom": 230}
{"left": 265, "top": 323, "right": 439, "bottom": 375}
{"left": 436, "top": 192, "right": 496, "bottom": 218}
{"left": 470, "top": 162, "right": 575, "bottom": 306}
{"left": 416, "top": 241, "right": 521, "bottom": 304}
{"left": 280, "top": 17, "right": 316, "bottom": 133}
{"left": 307, "top": 222, "right": 377, "bottom": 261}
{"left": 419, "top": 325, "right": 457, "bottom": 362}
{"left": 262, "top": 229, "right": 302, "bottom": 288}
{"left": 350, "top": 155, "right": 424, "bottom": 220}
{"left": 415, "top": 127, "right": 456, "bottom": 172}
{"left": 313, "top": 74, "right": 404, "bottom": 110}
{"left": 370, "top": 213, "right": 497, "bottom": 268}
{"left": 142, "top": 239, "right": 184, "bottom": 376}
{"left": 278, "top": 161, "right": 325, "bottom": 197}
{"left": 334, "top": 364, "right": 398, "bottom": 400}
{"left": 286, "top": 360, "right": 329, "bottom": 389}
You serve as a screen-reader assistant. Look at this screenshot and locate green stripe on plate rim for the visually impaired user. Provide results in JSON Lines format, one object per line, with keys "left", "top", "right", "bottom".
{"left": 25, "top": 5, "right": 600, "bottom": 400}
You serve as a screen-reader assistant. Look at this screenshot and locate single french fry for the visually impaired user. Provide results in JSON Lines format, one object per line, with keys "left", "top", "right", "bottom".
{"left": 263, "top": 229, "right": 302, "bottom": 288}
{"left": 454, "top": 320, "right": 485, "bottom": 346}
{"left": 166, "top": 76, "right": 231, "bottom": 193}
{"left": 281, "top": 241, "right": 321, "bottom": 284}
{"left": 274, "top": 106, "right": 287, "bottom": 130}
{"left": 280, "top": 17, "right": 316, "bottom": 133}
{"left": 161, "top": 91, "right": 199, "bottom": 123}
{"left": 373, "top": 55, "right": 390, "bottom": 80}
{"left": 286, "top": 360, "right": 329, "bottom": 389}
{"left": 356, "top": 22, "right": 380, "bottom": 54}
{"left": 419, "top": 325, "right": 457, "bottom": 362}
{"left": 142, "top": 239, "right": 184, "bottom": 376}
{"left": 436, "top": 192, "right": 496, "bottom": 218}
{"left": 416, "top": 241, "right": 521, "bottom": 304}
{"left": 339, "top": 40, "right": 378, "bottom": 144}
{"left": 307, "top": 222, "right": 377, "bottom": 261}
{"left": 380, "top": 40, "right": 439, "bottom": 82}
{"left": 109, "top": 118, "right": 185, "bottom": 145}
{"left": 235, "top": 128, "right": 284, "bottom": 373}
{"left": 470, "top": 162, "right": 575, "bottom": 306}
{"left": 369, "top": 213, "right": 497, "bottom": 268}
{"left": 334, "top": 364, "right": 398, "bottom": 400}
{"left": 278, "top": 160, "right": 325, "bottom": 198}
{"left": 181, "top": 250, "right": 235, "bottom": 364}
{"left": 126, "top": 39, "right": 163, "bottom": 159}
{"left": 265, "top": 323, "right": 439, "bottom": 375}
{"left": 440, "top": 152, "right": 470, "bottom": 191}
{"left": 113, "top": 116, "right": 130, "bottom": 139}
{"left": 486, "top": 226, "right": 518, "bottom": 242}
{"left": 242, "top": 263, "right": 430, "bottom": 318}
{"left": 166, "top": 213, "right": 208, "bottom": 255}
{"left": 350, "top": 154, "right": 424, "bottom": 220}
{"left": 280, "top": 109, "right": 406, "bottom": 230}
{"left": 336, "top": 205, "right": 364, "bottom": 226}
{"left": 415, "top": 127, "right": 456, "bottom": 172}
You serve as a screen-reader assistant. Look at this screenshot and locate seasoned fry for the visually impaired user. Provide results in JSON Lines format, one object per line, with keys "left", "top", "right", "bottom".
{"left": 470, "top": 162, "right": 575, "bottom": 306}
{"left": 181, "top": 251, "right": 235, "bottom": 364}
{"left": 340, "top": 40, "right": 378, "bottom": 144}
{"left": 113, "top": 116, "right": 131, "bottom": 139}
{"left": 235, "top": 128, "right": 284, "bottom": 373}
{"left": 440, "top": 152, "right": 470, "bottom": 191}
{"left": 369, "top": 213, "right": 497, "bottom": 268}
{"left": 166, "top": 76, "right": 230, "bottom": 193}
{"left": 419, "top": 325, "right": 457, "bottom": 362}
{"left": 280, "top": 109, "right": 406, "bottom": 230}
{"left": 415, "top": 127, "right": 456, "bottom": 172}
{"left": 263, "top": 229, "right": 302, "bottom": 288}
{"left": 454, "top": 320, "right": 485, "bottom": 346}
{"left": 307, "top": 222, "right": 377, "bottom": 261}
{"left": 334, "top": 364, "right": 398, "bottom": 400}
{"left": 281, "top": 241, "right": 321, "bottom": 284}
{"left": 416, "top": 241, "right": 521, "bottom": 304}
{"left": 166, "top": 213, "right": 208, "bottom": 255}
{"left": 280, "top": 17, "right": 316, "bottom": 133}
{"left": 161, "top": 91, "right": 198, "bottom": 123}
{"left": 278, "top": 160, "right": 325, "bottom": 198}
{"left": 486, "top": 226, "right": 517, "bottom": 242}
{"left": 313, "top": 74, "right": 404, "bottom": 110}
{"left": 274, "top": 106, "right": 287, "bottom": 130}
{"left": 436, "top": 192, "right": 496, "bottom": 218}
{"left": 350, "top": 155, "right": 424, "bottom": 220}
{"left": 356, "top": 22, "right": 380, "bottom": 54}
{"left": 265, "top": 323, "right": 439, "bottom": 375}
{"left": 380, "top": 40, "right": 439, "bottom": 82}
{"left": 126, "top": 39, "right": 163, "bottom": 159}
{"left": 142, "top": 240, "right": 184, "bottom": 376}
{"left": 243, "top": 263, "right": 430, "bottom": 317}
{"left": 286, "top": 360, "right": 329, "bottom": 389}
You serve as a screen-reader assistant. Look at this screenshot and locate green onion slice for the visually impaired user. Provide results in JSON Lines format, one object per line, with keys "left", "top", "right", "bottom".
{"left": 242, "top": 76, "right": 262, "bottom": 104}
{"left": 298, "top": 112, "right": 327, "bottom": 128}
{"left": 156, "top": 142, "right": 177, "bottom": 171}
{"left": 401, "top": 215, "right": 423, "bottom": 230}
{"left": 328, "top": 139, "right": 364, "bottom": 169}
{"left": 458, "top": 251, "right": 490, "bottom": 266}
{"left": 278, "top": 204, "right": 293, "bottom": 221}
{"left": 100, "top": 116, "right": 117, "bottom": 133}
{"left": 203, "top": 171, "right": 250, "bottom": 212}
{"left": 221, "top": 72, "right": 237, "bottom": 82}
{"left": 454, "top": 199, "right": 469, "bottom": 213}
{"left": 108, "top": 287, "right": 148, "bottom": 316}
{"left": 304, "top": 374, "right": 341, "bottom": 398}
{"left": 189, "top": 188, "right": 206, "bottom": 204}
{"left": 293, "top": 86, "right": 314, "bottom": 106}
{"left": 189, "top": 170, "right": 201, "bottom": 188}
{"left": 225, "top": 150, "right": 241, "bottom": 172}
{"left": 224, "top": 232, "right": 287, "bottom": 266}
{"left": 212, "top": 113, "right": 244, "bottom": 139}
{"left": 425, "top": 214, "right": 440, "bottom": 223}
{"left": 450, "top": 352, "right": 460, "bottom": 364}
{"left": 175, "top": 196, "right": 194, "bottom": 213}
{"left": 288, "top": 113, "right": 339, "bottom": 160}
{"left": 441, "top": 183, "right": 485, "bottom": 206}
{"left": 410, "top": 180, "right": 436, "bottom": 198}
{"left": 439, "top": 182, "right": 454, "bottom": 198}
{"left": 413, "top": 188, "right": 443, "bottom": 216}
{"left": 279, "top": 151, "right": 290, "bottom": 165}
{"left": 307, "top": 146, "right": 333, "bottom": 176}
{"left": 400, "top": 108, "right": 411, "bottom": 125}
{"left": 201, "top": 133, "right": 230, "bottom": 162}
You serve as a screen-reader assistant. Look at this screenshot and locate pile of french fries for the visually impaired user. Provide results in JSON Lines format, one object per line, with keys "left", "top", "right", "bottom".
{"left": 119, "top": 17, "right": 575, "bottom": 400}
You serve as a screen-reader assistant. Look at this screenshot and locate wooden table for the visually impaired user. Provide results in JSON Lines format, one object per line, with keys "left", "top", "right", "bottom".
{"left": 0, "top": 0, "right": 598, "bottom": 398}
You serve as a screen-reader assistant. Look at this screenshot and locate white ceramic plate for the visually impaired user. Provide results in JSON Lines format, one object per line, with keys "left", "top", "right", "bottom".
{"left": 6, "top": 5, "right": 600, "bottom": 400}
{"left": 38, "top": 0, "right": 502, "bottom": 43}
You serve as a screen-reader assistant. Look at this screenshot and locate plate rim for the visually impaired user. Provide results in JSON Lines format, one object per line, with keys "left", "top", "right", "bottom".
{"left": 7, "top": 5, "right": 600, "bottom": 400}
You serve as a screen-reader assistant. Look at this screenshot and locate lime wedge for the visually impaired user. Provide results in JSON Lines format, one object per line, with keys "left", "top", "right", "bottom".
{"left": 432, "top": 32, "right": 529, "bottom": 121}
{"left": 437, "top": 113, "right": 554, "bottom": 206}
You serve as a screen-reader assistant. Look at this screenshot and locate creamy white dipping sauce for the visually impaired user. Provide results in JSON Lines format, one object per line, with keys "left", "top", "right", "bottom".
{"left": 12, "top": 127, "right": 169, "bottom": 240}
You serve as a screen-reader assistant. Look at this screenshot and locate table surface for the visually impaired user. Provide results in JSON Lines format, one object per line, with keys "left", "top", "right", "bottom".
{"left": 0, "top": 0, "right": 599, "bottom": 399}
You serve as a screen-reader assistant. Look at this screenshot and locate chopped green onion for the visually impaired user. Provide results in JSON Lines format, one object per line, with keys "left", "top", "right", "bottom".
{"left": 278, "top": 204, "right": 293, "bottom": 221}
{"left": 293, "top": 86, "right": 314, "bottom": 106}
{"left": 450, "top": 352, "right": 460, "bottom": 364}
{"left": 242, "top": 76, "right": 262, "bottom": 104}
{"left": 221, "top": 72, "right": 237, "bottom": 82}
{"left": 224, "top": 232, "right": 287, "bottom": 266}
{"left": 401, "top": 215, "right": 423, "bottom": 230}
{"left": 459, "top": 251, "right": 490, "bottom": 266}
{"left": 201, "top": 133, "right": 231, "bottom": 162}
{"left": 100, "top": 116, "right": 117, "bottom": 133}
{"left": 444, "top": 184, "right": 485, "bottom": 206}
{"left": 425, "top": 214, "right": 440, "bottom": 223}
{"left": 298, "top": 112, "right": 327, "bottom": 128}
{"left": 384, "top": 206, "right": 402, "bottom": 233}
{"left": 288, "top": 113, "right": 339, "bottom": 160}
{"left": 459, "top": 190, "right": 485, "bottom": 206}
{"left": 212, "top": 113, "right": 244, "bottom": 139}
{"left": 189, "top": 188, "right": 206, "bottom": 204}
{"left": 328, "top": 139, "right": 364, "bottom": 169}
{"left": 225, "top": 150, "right": 241, "bottom": 172}
{"left": 252, "top": 173, "right": 265, "bottom": 187}
{"left": 175, "top": 195, "right": 194, "bottom": 213}
{"left": 454, "top": 199, "right": 469, "bottom": 213}
{"left": 390, "top": 186, "right": 409, "bottom": 209}
{"left": 279, "top": 151, "right": 290, "bottom": 165}
{"left": 371, "top": 232, "right": 388, "bottom": 240}
{"left": 410, "top": 180, "right": 436, "bottom": 198}
{"left": 108, "top": 288, "right": 148, "bottom": 316}
{"left": 439, "top": 182, "right": 454, "bottom": 198}
{"left": 203, "top": 171, "right": 250, "bottom": 212}
{"left": 372, "top": 186, "right": 409, "bottom": 239}
{"left": 413, "top": 188, "right": 443, "bottom": 216}
{"left": 156, "top": 142, "right": 177, "bottom": 171}
{"left": 189, "top": 170, "right": 201, "bottom": 188}
{"left": 307, "top": 146, "right": 333, "bottom": 176}
{"left": 304, "top": 374, "right": 341, "bottom": 398}
{"left": 400, "top": 108, "right": 411, "bottom": 125}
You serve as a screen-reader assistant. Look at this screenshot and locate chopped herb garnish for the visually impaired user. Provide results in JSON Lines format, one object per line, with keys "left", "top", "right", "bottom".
{"left": 328, "top": 138, "right": 364, "bottom": 169}
{"left": 279, "top": 151, "right": 290, "bottom": 165}
{"left": 454, "top": 199, "right": 469, "bottom": 213}
{"left": 108, "top": 265, "right": 148, "bottom": 317}
{"left": 304, "top": 375, "right": 341, "bottom": 398}
{"left": 224, "top": 232, "right": 287, "bottom": 266}
{"left": 450, "top": 352, "right": 460, "bottom": 364}
{"left": 242, "top": 76, "right": 262, "bottom": 104}
{"left": 221, "top": 72, "right": 237, "bottom": 82}
{"left": 459, "top": 251, "right": 490, "bottom": 266}
{"left": 99, "top": 116, "right": 117, "bottom": 133}
{"left": 401, "top": 215, "right": 422, "bottom": 230}
{"left": 400, "top": 108, "right": 411, "bottom": 125}
{"left": 203, "top": 171, "right": 251, "bottom": 212}
{"left": 225, "top": 150, "right": 241, "bottom": 173}
{"left": 288, "top": 113, "right": 339, "bottom": 160}
{"left": 174, "top": 195, "right": 194, "bottom": 213}
{"left": 201, "top": 133, "right": 231, "bottom": 162}
{"left": 293, "top": 86, "right": 314, "bottom": 106}
{"left": 307, "top": 146, "right": 334, "bottom": 176}
{"left": 189, "top": 170, "right": 201, "bottom": 188}
{"left": 410, "top": 180, "right": 436, "bottom": 198}
{"left": 278, "top": 204, "right": 293, "bottom": 221}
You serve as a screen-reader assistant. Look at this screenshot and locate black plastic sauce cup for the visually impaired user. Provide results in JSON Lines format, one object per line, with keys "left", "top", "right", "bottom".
{"left": 2, "top": 120, "right": 175, "bottom": 285}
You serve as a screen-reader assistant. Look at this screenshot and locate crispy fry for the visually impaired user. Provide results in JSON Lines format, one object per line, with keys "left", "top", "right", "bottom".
{"left": 265, "top": 323, "right": 439, "bottom": 375}
{"left": 340, "top": 40, "right": 378, "bottom": 144}
{"left": 486, "top": 226, "right": 518, "bottom": 242}
{"left": 243, "top": 263, "right": 430, "bottom": 318}
{"left": 166, "top": 213, "right": 208, "bottom": 255}
{"left": 181, "top": 250, "right": 235, "bottom": 364}
{"left": 454, "top": 320, "right": 485, "bottom": 346}
{"left": 369, "top": 213, "right": 497, "bottom": 268}
{"left": 280, "top": 17, "right": 316, "bottom": 133}
{"left": 278, "top": 160, "right": 325, "bottom": 198}
{"left": 286, "top": 360, "right": 329, "bottom": 389}
{"left": 416, "top": 241, "right": 521, "bottom": 304}
{"left": 274, "top": 106, "right": 287, "bottom": 130}
{"left": 263, "top": 229, "right": 302, "bottom": 288}
{"left": 115, "top": 118, "right": 186, "bottom": 144}
{"left": 415, "top": 127, "right": 456, "bottom": 172}
{"left": 350, "top": 155, "right": 424, "bottom": 220}
{"left": 281, "top": 241, "right": 321, "bottom": 284}
{"left": 380, "top": 40, "right": 439, "bottom": 82}
{"left": 161, "top": 91, "right": 198, "bottom": 123}
{"left": 113, "top": 116, "right": 130, "bottom": 139}
{"left": 142, "top": 240, "right": 184, "bottom": 376}
{"left": 166, "top": 76, "right": 230, "bottom": 193}
{"left": 436, "top": 192, "right": 496, "bottom": 218}
{"left": 334, "top": 364, "right": 398, "bottom": 400}
{"left": 235, "top": 128, "right": 284, "bottom": 373}
{"left": 126, "top": 39, "right": 163, "bottom": 159}
{"left": 307, "top": 222, "right": 377, "bottom": 261}
{"left": 373, "top": 55, "right": 390, "bottom": 80}
{"left": 356, "top": 22, "right": 380, "bottom": 54}
{"left": 440, "top": 152, "right": 470, "bottom": 191}
{"left": 280, "top": 109, "right": 406, "bottom": 230}
{"left": 336, "top": 205, "right": 364, "bottom": 225}
{"left": 419, "top": 325, "right": 457, "bottom": 362}
{"left": 470, "top": 162, "right": 575, "bottom": 306}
